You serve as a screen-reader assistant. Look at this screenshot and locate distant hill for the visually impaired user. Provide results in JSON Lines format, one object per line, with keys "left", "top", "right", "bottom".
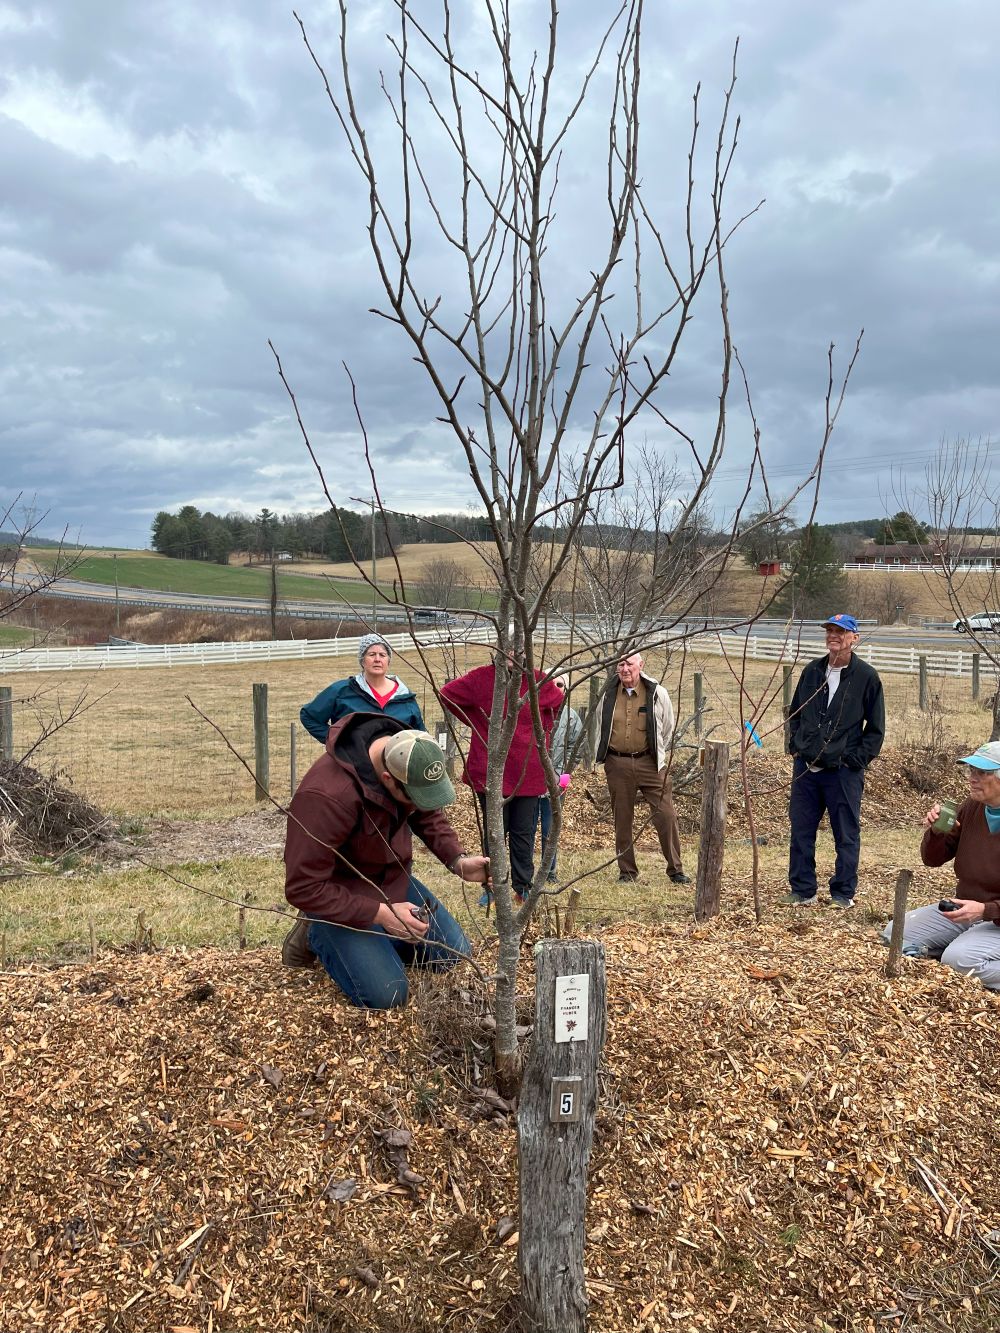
{"left": 0, "top": 531, "right": 88, "bottom": 550}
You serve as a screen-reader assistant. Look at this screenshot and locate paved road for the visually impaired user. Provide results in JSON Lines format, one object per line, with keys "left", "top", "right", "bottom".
{"left": 9, "top": 571, "right": 983, "bottom": 645}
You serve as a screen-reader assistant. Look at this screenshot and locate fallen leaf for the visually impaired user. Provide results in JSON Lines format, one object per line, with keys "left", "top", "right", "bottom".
{"left": 260, "top": 1064, "right": 283, "bottom": 1089}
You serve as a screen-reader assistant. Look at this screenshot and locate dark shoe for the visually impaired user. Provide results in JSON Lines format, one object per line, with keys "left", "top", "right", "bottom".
{"left": 669, "top": 872, "right": 691, "bottom": 885}
{"left": 779, "top": 891, "right": 818, "bottom": 907}
{"left": 281, "top": 912, "right": 316, "bottom": 968}
{"left": 830, "top": 896, "right": 856, "bottom": 910}
{"left": 618, "top": 872, "right": 639, "bottom": 883}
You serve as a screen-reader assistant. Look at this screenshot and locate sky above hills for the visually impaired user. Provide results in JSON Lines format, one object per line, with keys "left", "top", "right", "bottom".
{"left": 2, "top": 0, "right": 999, "bottom": 547}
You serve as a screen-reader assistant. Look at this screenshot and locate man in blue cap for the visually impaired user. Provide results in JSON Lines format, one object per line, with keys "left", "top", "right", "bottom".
{"left": 783, "top": 613, "right": 885, "bottom": 908}
{"left": 880, "top": 742, "right": 1000, "bottom": 988}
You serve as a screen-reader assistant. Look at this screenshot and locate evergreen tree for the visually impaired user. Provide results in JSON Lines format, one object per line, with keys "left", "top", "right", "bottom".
{"left": 878, "top": 510, "right": 926, "bottom": 545}
{"left": 773, "top": 524, "right": 848, "bottom": 619}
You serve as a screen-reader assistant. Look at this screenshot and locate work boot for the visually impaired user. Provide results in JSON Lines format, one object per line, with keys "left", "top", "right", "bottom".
{"left": 281, "top": 912, "right": 316, "bottom": 968}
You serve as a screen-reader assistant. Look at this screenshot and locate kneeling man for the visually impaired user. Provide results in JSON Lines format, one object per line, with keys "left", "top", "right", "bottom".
{"left": 282, "top": 714, "right": 488, "bottom": 1008}
{"left": 882, "top": 742, "right": 1000, "bottom": 990}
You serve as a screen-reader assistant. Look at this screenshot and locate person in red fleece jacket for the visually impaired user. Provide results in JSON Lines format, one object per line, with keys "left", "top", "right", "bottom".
{"left": 440, "top": 656, "right": 563, "bottom": 899}
{"left": 881, "top": 741, "right": 1000, "bottom": 990}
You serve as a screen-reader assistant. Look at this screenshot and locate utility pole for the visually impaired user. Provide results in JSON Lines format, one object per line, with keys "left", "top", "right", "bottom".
{"left": 349, "top": 494, "right": 379, "bottom": 628}
{"left": 113, "top": 552, "right": 120, "bottom": 633}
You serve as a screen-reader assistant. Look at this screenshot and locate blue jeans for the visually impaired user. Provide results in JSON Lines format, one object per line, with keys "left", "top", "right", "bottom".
{"left": 788, "top": 759, "right": 865, "bottom": 901}
{"left": 307, "top": 877, "right": 470, "bottom": 1009}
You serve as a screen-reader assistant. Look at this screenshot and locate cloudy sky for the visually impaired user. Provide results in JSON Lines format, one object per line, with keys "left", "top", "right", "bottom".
{"left": 2, "top": 0, "right": 998, "bottom": 548}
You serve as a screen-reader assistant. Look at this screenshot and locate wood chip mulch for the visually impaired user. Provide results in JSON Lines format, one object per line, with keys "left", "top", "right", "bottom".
{"left": 2, "top": 918, "right": 999, "bottom": 1332}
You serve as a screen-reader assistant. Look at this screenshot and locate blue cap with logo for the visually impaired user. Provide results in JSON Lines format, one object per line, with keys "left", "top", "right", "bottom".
{"left": 821, "top": 613, "right": 859, "bottom": 633}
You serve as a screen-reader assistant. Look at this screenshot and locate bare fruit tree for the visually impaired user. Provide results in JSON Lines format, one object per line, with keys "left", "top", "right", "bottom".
{"left": 914, "top": 439, "right": 1000, "bottom": 739}
{"left": 288, "top": 0, "right": 858, "bottom": 1102}
{"left": 0, "top": 494, "right": 82, "bottom": 629}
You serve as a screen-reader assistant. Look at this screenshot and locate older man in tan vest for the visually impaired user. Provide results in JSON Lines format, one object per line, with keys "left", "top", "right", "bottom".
{"left": 596, "top": 652, "right": 689, "bottom": 884}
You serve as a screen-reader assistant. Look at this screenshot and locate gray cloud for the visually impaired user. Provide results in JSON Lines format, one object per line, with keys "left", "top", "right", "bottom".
{"left": 1, "top": 0, "right": 998, "bottom": 547}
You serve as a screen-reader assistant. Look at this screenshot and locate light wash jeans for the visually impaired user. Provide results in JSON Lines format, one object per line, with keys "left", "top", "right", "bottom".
{"left": 881, "top": 904, "right": 1000, "bottom": 990}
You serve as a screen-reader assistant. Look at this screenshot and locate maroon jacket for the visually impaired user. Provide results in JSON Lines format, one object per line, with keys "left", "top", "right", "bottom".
{"left": 283, "top": 713, "right": 462, "bottom": 928}
{"left": 440, "top": 663, "right": 563, "bottom": 797}
{"left": 920, "top": 798, "right": 1000, "bottom": 924}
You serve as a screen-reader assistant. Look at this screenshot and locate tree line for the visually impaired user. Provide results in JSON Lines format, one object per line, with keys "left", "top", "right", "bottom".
{"left": 150, "top": 505, "right": 496, "bottom": 565}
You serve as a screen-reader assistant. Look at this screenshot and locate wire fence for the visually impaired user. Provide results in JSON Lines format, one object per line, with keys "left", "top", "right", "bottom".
{"left": 4, "top": 641, "right": 993, "bottom": 819}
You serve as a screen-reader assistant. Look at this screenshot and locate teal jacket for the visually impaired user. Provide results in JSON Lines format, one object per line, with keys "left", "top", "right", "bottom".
{"left": 300, "top": 674, "right": 424, "bottom": 742}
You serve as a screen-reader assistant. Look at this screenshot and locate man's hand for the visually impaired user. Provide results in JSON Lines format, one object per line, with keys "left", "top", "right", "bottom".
{"left": 453, "top": 854, "right": 491, "bottom": 886}
{"left": 922, "top": 803, "right": 962, "bottom": 832}
{"left": 375, "top": 901, "right": 430, "bottom": 939}
{"left": 939, "top": 897, "right": 984, "bottom": 924}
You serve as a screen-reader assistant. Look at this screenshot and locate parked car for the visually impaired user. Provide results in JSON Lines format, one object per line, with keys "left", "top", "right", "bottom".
{"left": 412, "top": 607, "right": 452, "bottom": 624}
{"left": 953, "top": 612, "right": 1000, "bottom": 633}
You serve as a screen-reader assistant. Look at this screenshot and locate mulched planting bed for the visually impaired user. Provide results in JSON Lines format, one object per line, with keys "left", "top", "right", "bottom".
{"left": 2, "top": 918, "right": 998, "bottom": 1332}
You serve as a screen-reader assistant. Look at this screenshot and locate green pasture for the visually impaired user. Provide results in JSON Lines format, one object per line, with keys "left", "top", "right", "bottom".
{"left": 33, "top": 551, "right": 387, "bottom": 603}
{"left": 0, "top": 626, "right": 33, "bottom": 647}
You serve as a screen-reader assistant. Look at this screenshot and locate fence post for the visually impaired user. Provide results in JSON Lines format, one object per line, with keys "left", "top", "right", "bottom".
{"left": 884, "top": 869, "right": 913, "bottom": 979}
{"left": 781, "top": 665, "right": 793, "bottom": 753}
{"left": 693, "top": 672, "right": 704, "bottom": 739}
{"left": 434, "top": 719, "right": 458, "bottom": 780}
{"left": 918, "top": 655, "right": 928, "bottom": 711}
{"left": 972, "top": 652, "right": 981, "bottom": 702}
{"left": 518, "top": 939, "right": 607, "bottom": 1333}
{"left": 695, "top": 739, "right": 729, "bottom": 921}
{"left": 0, "top": 686, "right": 12, "bottom": 761}
{"left": 290, "top": 721, "right": 298, "bottom": 796}
{"left": 253, "top": 683, "right": 269, "bottom": 802}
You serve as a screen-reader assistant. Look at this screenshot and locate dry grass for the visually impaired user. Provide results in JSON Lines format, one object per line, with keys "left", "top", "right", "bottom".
{"left": 5, "top": 641, "right": 992, "bottom": 820}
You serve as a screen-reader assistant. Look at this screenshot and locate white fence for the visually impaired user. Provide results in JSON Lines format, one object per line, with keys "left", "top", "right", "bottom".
{"left": 0, "top": 628, "right": 497, "bottom": 673}
{"left": 0, "top": 628, "right": 992, "bottom": 680}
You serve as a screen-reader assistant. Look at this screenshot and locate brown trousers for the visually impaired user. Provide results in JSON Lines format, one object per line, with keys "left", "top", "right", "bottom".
{"left": 603, "top": 753, "right": 683, "bottom": 877}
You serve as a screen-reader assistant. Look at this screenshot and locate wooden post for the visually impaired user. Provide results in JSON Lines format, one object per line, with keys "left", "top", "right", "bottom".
{"left": 781, "top": 665, "right": 793, "bottom": 753}
{"left": 918, "top": 655, "right": 928, "bottom": 711}
{"left": 693, "top": 673, "right": 704, "bottom": 739}
{"left": 694, "top": 740, "right": 729, "bottom": 921}
{"left": 253, "top": 683, "right": 269, "bottom": 802}
{"left": 972, "top": 652, "right": 981, "bottom": 702}
{"left": 435, "top": 719, "right": 458, "bottom": 780}
{"left": 0, "top": 686, "right": 12, "bottom": 761}
{"left": 884, "top": 869, "right": 913, "bottom": 979}
{"left": 270, "top": 560, "right": 278, "bottom": 641}
{"left": 290, "top": 721, "right": 298, "bottom": 796}
{"left": 88, "top": 915, "right": 97, "bottom": 961}
{"left": 519, "top": 940, "right": 607, "bottom": 1333}
{"left": 564, "top": 887, "right": 581, "bottom": 935}
{"left": 238, "top": 898, "right": 248, "bottom": 950}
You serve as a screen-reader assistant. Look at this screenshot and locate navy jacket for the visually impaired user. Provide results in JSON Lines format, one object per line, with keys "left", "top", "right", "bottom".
{"left": 787, "top": 654, "right": 885, "bottom": 770}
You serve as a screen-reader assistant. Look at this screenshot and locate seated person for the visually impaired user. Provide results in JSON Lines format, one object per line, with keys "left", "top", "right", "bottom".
{"left": 882, "top": 741, "right": 1000, "bottom": 990}
{"left": 282, "top": 716, "right": 488, "bottom": 1009}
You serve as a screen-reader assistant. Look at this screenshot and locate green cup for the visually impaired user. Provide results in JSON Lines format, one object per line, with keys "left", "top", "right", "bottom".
{"left": 931, "top": 799, "right": 958, "bottom": 834}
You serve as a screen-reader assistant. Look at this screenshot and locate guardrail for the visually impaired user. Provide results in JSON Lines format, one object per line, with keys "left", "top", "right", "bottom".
{"left": 1, "top": 627, "right": 992, "bottom": 678}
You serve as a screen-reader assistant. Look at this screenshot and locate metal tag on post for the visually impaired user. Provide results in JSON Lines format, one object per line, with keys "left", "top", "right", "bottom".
{"left": 549, "top": 1076, "right": 583, "bottom": 1123}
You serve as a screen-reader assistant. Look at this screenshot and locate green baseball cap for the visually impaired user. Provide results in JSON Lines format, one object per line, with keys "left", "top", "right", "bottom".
{"left": 383, "top": 730, "right": 456, "bottom": 811}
